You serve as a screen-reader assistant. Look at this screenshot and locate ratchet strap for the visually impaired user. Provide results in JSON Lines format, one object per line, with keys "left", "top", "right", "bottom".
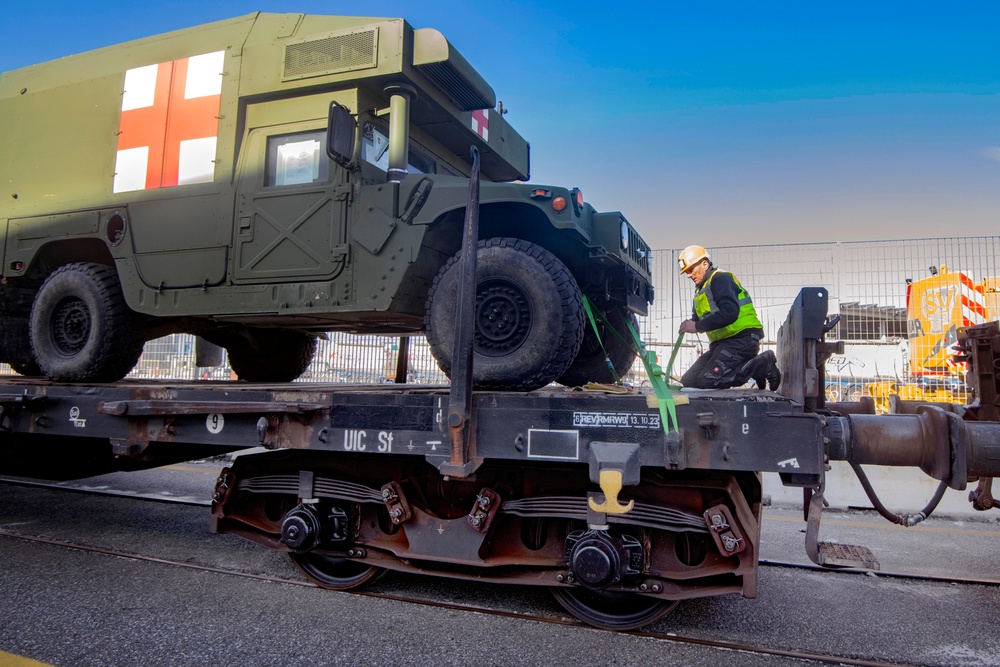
{"left": 580, "top": 295, "right": 680, "bottom": 433}
{"left": 580, "top": 294, "right": 621, "bottom": 384}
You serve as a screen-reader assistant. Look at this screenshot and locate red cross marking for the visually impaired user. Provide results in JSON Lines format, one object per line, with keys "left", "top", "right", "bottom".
{"left": 116, "top": 54, "right": 222, "bottom": 190}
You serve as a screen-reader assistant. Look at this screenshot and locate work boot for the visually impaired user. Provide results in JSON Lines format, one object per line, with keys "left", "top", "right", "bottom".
{"left": 762, "top": 350, "right": 781, "bottom": 390}
{"left": 739, "top": 354, "right": 768, "bottom": 390}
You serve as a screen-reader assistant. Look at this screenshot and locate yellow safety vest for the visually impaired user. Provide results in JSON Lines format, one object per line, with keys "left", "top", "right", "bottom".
{"left": 694, "top": 270, "right": 763, "bottom": 342}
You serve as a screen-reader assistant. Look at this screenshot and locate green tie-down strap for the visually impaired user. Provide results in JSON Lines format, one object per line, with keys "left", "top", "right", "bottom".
{"left": 580, "top": 294, "right": 621, "bottom": 384}
{"left": 579, "top": 295, "right": 680, "bottom": 433}
{"left": 626, "top": 322, "right": 681, "bottom": 435}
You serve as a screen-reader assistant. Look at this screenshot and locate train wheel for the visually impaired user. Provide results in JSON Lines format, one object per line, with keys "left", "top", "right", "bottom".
{"left": 289, "top": 553, "right": 385, "bottom": 591}
{"left": 550, "top": 587, "right": 679, "bottom": 630}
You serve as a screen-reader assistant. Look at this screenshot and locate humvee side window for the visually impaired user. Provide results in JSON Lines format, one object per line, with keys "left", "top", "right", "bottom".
{"left": 407, "top": 149, "right": 434, "bottom": 175}
{"left": 265, "top": 130, "right": 330, "bottom": 186}
{"left": 361, "top": 122, "right": 435, "bottom": 174}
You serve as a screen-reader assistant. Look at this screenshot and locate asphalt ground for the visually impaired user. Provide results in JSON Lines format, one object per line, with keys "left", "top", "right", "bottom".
{"left": 1, "top": 456, "right": 998, "bottom": 666}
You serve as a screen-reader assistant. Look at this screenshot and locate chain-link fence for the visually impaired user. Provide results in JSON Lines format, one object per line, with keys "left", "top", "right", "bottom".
{"left": 644, "top": 237, "right": 1000, "bottom": 405}
{"left": 122, "top": 332, "right": 451, "bottom": 384}
{"left": 4, "top": 236, "right": 998, "bottom": 403}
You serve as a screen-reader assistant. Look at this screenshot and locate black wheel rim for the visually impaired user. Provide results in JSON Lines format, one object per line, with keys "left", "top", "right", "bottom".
{"left": 51, "top": 296, "right": 92, "bottom": 355}
{"left": 474, "top": 279, "right": 531, "bottom": 356}
{"left": 290, "top": 553, "right": 384, "bottom": 591}
{"left": 551, "top": 587, "right": 679, "bottom": 631}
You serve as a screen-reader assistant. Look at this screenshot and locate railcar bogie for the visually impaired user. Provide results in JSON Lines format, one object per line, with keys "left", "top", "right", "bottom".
{"left": 210, "top": 449, "right": 761, "bottom": 628}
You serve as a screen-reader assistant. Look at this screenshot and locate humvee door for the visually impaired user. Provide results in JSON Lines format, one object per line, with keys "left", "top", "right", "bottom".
{"left": 233, "top": 120, "right": 350, "bottom": 283}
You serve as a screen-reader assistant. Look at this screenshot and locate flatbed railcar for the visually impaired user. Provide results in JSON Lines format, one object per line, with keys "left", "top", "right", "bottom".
{"left": 3, "top": 287, "right": 1000, "bottom": 630}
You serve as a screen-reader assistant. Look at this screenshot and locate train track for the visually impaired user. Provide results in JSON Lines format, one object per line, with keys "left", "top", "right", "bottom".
{"left": 3, "top": 475, "right": 999, "bottom": 589}
{"left": 0, "top": 475, "right": 213, "bottom": 507}
{"left": 0, "top": 528, "right": 912, "bottom": 667}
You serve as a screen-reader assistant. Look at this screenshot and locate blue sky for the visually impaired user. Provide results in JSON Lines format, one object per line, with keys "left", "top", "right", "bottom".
{"left": 3, "top": 1, "right": 998, "bottom": 249}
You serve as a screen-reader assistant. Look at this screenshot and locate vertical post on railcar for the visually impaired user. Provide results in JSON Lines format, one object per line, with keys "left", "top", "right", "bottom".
{"left": 441, "top": 146, "right": 481, "bottom": 477}
{"left": 393, "top": 336, "right": 410, "bottom": 383}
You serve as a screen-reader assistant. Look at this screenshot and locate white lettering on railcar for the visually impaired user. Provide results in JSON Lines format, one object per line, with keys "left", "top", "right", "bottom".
{"left": 409, "top": 438, "right": 439, "bottom": 452}
{"left": 69, "top": 406, "right": 87, "bottom": 429}
{"left": 206, "top": 413, "right": 224, "bottom": 434}
{"left": 377, "top": 431, "right": 393, "bottom": 452}
{"left": 344, "top": 430, "right": 367, "bottom": 451}
{"left": 572, "top": 412, "right": 660, "bottom": 429}
{"left": 777, "top": 457, "right": 800, "bottom": 469}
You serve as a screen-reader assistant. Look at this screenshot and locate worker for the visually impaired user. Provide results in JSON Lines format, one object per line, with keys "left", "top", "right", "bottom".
{"left": 676, "top": 245, "right": 781, "bottom": 390}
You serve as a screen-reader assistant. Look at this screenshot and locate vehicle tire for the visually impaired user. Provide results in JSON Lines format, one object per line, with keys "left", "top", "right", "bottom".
{"left": 9, "top": 360, "right": 44, "bottom": 377}
{"left": 29, "top": 262, "right": 144, "bottom": 382}
{"left": 0, "top": 316, "right": 43, "bottom": 376}
{"left": 225, "top": 328, "right": 317, "bottom": 382}
{"left": 557, "top": 306, "right": 638, "bottom": 387}
{"left": 425, "top": 238, "right": 584, "bottom": 391}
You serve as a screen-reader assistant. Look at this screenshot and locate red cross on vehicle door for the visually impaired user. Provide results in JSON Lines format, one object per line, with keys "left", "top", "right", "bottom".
{"left": 113, "top": 51, "right": 224, "bottom": 193}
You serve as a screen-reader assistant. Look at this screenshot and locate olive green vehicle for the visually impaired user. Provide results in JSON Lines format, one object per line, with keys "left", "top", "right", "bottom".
{"left": 0, "top": 12, "right": 653, "bottom": 390}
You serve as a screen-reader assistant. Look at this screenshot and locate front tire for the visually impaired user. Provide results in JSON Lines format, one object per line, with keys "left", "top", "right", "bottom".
{"left": 29, "top": 262, "right": 144, "bottom": 382}
{"left": 425, "top": 238, "right": 584, "bottom": 391}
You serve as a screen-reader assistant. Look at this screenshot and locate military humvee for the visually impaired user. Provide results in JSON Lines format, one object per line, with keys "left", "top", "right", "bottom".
{"left": 0, "top": 12, "right": 653, "bottom": 390}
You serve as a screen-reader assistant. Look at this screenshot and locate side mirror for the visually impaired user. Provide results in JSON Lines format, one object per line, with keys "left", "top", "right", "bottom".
{"left": 327, "top": 102, "right": 357, "bottom": 169}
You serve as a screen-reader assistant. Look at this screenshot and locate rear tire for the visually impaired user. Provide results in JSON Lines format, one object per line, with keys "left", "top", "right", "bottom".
{"left": 224, "top": 329, "right": 317, "bottom": 382}
{"left": 557, "top": 306, "right": 638, "bottom": 387}
{"left": 9, "top": 360, "right": 44, "bottom": 377}
{"left": 29, "top": 262, "right": 144, "bottom": 382}
{"left": 0, "top": 316, "right": 43, "bottom": 376}
{"left": 425, "top": 238, "right": 584, "bottom": 391}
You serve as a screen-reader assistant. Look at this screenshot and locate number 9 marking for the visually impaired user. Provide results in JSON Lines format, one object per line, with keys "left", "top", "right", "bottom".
{"left": 207, "top": 413, "right": 225, "bottom": 434}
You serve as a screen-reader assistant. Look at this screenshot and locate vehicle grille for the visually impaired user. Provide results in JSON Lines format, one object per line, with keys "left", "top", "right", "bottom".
{"left": 624, "top": 219, "right": 652, "bottom": 275}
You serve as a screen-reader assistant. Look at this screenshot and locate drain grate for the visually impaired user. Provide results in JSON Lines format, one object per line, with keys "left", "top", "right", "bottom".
{"left": 818, "top": 541, "right": 880, "bottom": 570}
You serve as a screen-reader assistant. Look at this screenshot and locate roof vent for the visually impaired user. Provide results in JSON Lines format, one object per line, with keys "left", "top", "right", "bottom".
{"left": 413, "top": 28, "right": 495, "bottom": 111}
{"left": 283, "top": 27, "right": 379, "bottom": 81}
